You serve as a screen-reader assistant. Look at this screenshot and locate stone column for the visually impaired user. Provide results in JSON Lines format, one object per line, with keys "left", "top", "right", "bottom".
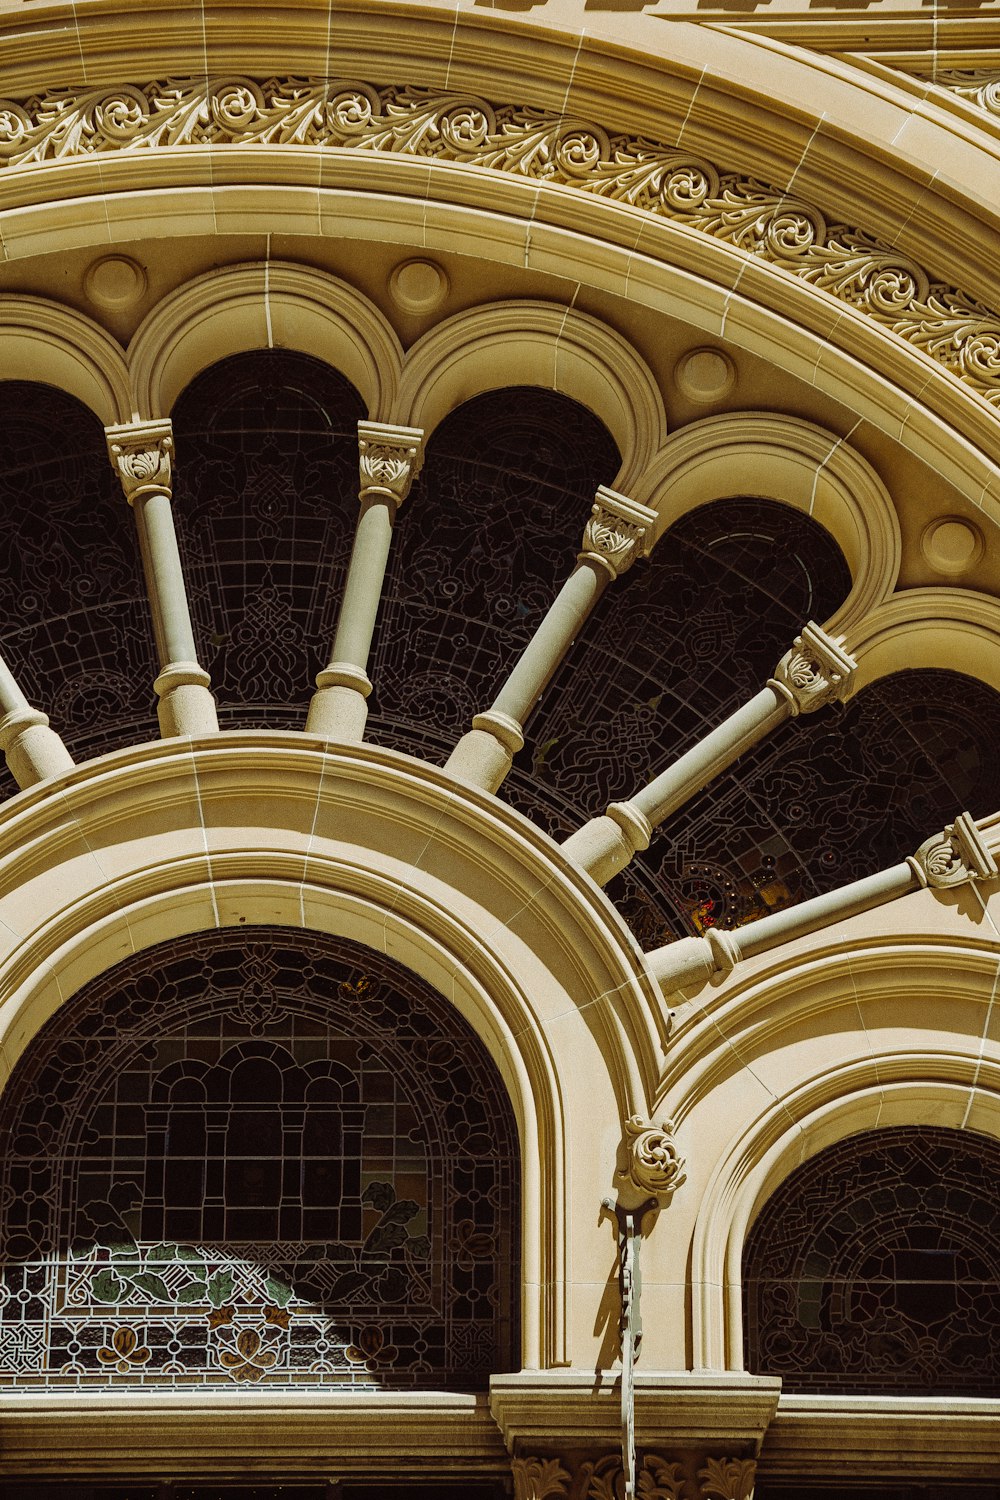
{"left": 648, "top": 810, "right": 998, "bottom": 993}
{"left": 445, "top": 488, "right": 657, "bottom": 794}
{"left": 305, "top": 421, "right": 424, "bottom": 742}
{"left": 562, "top": 622, "right": 858, "bottom": 886}
{"left": 0, "top": 655, "right": 74, "bottom": 789}
{"left": 106, "top": 419, "right": 219, "bottom": 739}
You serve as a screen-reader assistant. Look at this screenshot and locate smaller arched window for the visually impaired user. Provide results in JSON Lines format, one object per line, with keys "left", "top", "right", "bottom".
{"left": 744, "top": 1126, "right": 1000, "bottom": 1395}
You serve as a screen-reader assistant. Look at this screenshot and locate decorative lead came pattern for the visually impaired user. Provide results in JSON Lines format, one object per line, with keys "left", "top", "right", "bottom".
{"left": 0, "top": 928, "right": 519, "bottom": 1389}
{"left": 744, "top": 1126, "right": 1000, "bottom": 1395}
{"left": 0, "top": 77, "right": 998, "bottom": 407}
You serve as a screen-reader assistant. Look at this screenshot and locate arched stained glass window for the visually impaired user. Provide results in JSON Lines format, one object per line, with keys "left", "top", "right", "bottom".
{"left": 0, "top": 928, "right": 519, "bottom": 1391}
{"left": 744, "top": 1126, "right": 1000, "bottom": 1395}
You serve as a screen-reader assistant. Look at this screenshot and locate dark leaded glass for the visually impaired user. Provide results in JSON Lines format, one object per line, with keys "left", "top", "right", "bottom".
{"left": 744, "top": 1126, "right": 1000, "bottom": 1395}
{"left": 366, "top": 385, "right": 621, "bottom": 764}
{"left": 518, "top": 494, "right": 850, "bottom": 813}
{"left": 0, "top": 928, "right": 519, "bottom": 1390}
{"left": 0, "top": 382, "right": 159, "bottom": 791}
{"left": 171, "top": 352, "right": 366, "bottom": 730}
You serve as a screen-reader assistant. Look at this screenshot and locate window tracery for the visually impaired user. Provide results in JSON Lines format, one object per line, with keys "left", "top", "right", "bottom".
{"left": 744, "top": 1126, "right": 1000, "bottom": 1394}
{"left": 0, "top": 928, "right": 519, "bottom": 1390}
{"left": 0, "top": 381, "right": 159, "bottom": 788}
{"left": 171, "top": 351, "right": 367, "bottom": 729}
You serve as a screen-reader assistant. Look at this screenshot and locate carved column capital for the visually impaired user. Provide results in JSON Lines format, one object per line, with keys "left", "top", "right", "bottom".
{"left": 579, "top": 487, "right": 657, "bottom": 580}
{"left": 511, "top": 1456, "right": 571, "bottom": 1500}
{"left": 767, "top": 621, "right": 857, "bottom": 716}
{"left": 620, "top": 1114, "right": 686, "bottom": 1200}
{"left": 908, "top": 810, "right": 998, "bottom": 889}
{"left": 698, "top": 1456, "right": 756, "bottom": 1500}
{"left": 357, "top": 420, "right": 424, "bottom": 506}
{"left": 105, "top": 418, "right": 174, "bottom": 504}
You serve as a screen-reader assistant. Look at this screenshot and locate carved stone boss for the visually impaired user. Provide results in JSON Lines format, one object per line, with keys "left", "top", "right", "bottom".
{"left": 649, "top": 810, "right": 998, "bottom": 994}
{"left": 306, "top": 421, "right": 424, "bottom": 742}
{"left": 562, "top": 622, "right": 858, "bottom": 887}
{"left": 105, "top": 418, "right": 219, "bottom": 739}
{"left": 445, "top": 488, "right": 656, "bottom": 795}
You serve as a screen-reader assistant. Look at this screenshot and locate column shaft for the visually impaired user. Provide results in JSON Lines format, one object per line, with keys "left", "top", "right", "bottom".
{"left": 0, "top": 653, "right": 74, "bottom": 789}
{"left": 632, "top": 686, "right": 786, "bottom": 826}
{"left": 445, "top": 487, "right": 656, "bottom": 795}
{"left": 306, "top": 421, "right": 423, "bottom": 743}
{"left": 648, "top": 861, "right": 915, "bottom": 992}
{"left": 106, "top": 419, "right": 218, "bottom": 740}
{"left": 562, "top": 622, "right": 858, "bottom": 886}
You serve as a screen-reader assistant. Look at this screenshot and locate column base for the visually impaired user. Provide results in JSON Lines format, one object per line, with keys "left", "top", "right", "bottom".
{"left": 561, "top": 802, "right": 652, "bottom": 886}
{"left": 154, "top": 663, "right": 219, "bottom": 738}
{"left": 445, "top": 711, "right": 525, "bottom": 793}
{"left": 306, "top": 663, "right": 373, "bottom": 742}
{"left": 0, "top": 709, "right": 74, "bottom": 790}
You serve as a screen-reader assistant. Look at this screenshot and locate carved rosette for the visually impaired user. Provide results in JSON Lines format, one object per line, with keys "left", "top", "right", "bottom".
{"left": 768, "top": 621, "right": 857, "bottom": 716}
{"left": 580, "top": 488, "right": 657, "bottom": 580}
{"left": 357, "top": 420, "right": 424, "bottom": 507}
{"left": 105, "top": 418, "right": 174, "bottom": 504}
{"left": 621, "top": 1114, "right": 686, "bottom": 1199}
{"left": 909, "top": 810, "right": 998, "bottom": 890}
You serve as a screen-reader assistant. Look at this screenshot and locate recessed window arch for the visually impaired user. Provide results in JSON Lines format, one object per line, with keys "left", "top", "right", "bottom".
{"left": 0, "top": 927, "right": 520, "bottom": 1391}
{"left": 743, "top": 1125, "right": 1000, "bottom": 1395}
{"left": 171, "top": 350, "right": 367, "bottom": 729}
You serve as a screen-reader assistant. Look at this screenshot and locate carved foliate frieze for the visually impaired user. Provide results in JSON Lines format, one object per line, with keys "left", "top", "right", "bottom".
{"left": 512, "top": 1456, "right": 572, "bottom": 1500}
{"left": 2, "top": 79, "right": 999, "bottom": 409}
{"left": 105, "top": 419, "right": 174, "bottom": 505}
{"left": 357, "top": 420, "right": 424, "bottom": 506}
{"left": 929, "top": 70, "right": 1000, "bottom": 118}
{"left": 698, "top": 1457, "right": 756, "bottom": 1500}
{"left": 621, "top": 1114, "right": 686, "bottom": 1199}
{"left": 909, "top": 810, "right": 999, "bottom": 889}
{"left": 580, "top": 489, "right": 656, "bottom": 580}
{"left": 768, "top": 621, "right": 857, "bottom": 716}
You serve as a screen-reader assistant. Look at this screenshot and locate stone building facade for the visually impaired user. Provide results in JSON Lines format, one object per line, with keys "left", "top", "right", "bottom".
{"left": 0, "top": 0, "right": 998, "bottom": 1494}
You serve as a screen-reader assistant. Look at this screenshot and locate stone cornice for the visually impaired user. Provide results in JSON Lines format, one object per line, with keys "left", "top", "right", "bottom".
{"left": 0, "top": 77, "right": 999, "bottom": 414}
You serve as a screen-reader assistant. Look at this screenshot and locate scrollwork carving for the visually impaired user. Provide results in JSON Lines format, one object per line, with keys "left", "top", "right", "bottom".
{"left": 768, "top": 621, "right": 857, "bottom": 716}
{"left": 621, "top": 1114, "right": 686, "bottom": 1199}
{"left": 698, "top": 1457, "right": 756, "bottom": 1500}
{"left": 0, "top": 77, "right": 997, "bottom": 408}
{"left": 105, "top": 419, "right": 174, "bottom": 504}
{"left": 908, "top": 810, "right": 998, "bottom": 889}
{"left": 934, "top": 70, "right": 1000, "bottom": 118}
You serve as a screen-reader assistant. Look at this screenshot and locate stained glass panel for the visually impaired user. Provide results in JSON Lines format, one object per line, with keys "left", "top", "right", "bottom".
{"left": 0, "top": 928, "right": 519, "bottom": 1390}
{"left": 0, "top": 381, "right": 159, "bottom": 791}
{"left": 171, "top": 352, "right": 367, "bottom": 730}
{"left": 367, "top": 385, "right": 622, "bottom": 764}
{"left": 744, "top": 1126, "right": 1000, "bottom": 1394}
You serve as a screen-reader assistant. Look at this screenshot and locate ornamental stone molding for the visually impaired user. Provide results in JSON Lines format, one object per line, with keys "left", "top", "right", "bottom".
{"left": 621, "top": 1115, "right": 687, "bottom": 1200}
{"left": 1, "top": 78, "right": 1000, "bottom": 411}
{"left": 510, "top": 1453, "right": 752, "bottom": 1500}
{"left": 580, "top": 489, "right": 657, "bottom": 580}
{"left": 357, "top": 420, "right": 424, "bottom": 507}
{"left": 908, "top": 810, "right": 999, "bottom": 890}
{"left": 767, "top": 622, "right": 858, "bottom": 716}
{"left": 105, "top": 418, "right": 174, "bottom": 504}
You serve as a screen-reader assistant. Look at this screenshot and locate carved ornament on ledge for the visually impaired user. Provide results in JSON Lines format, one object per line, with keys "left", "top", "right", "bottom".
{"left": 0, "top": 79, "right": 999, "bottom": 411}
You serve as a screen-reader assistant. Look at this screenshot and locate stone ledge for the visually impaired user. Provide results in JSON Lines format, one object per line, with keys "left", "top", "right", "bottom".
{"left": 489, "top": 1371, "right": 781, "bottom": 1452}
{"left": 0, "top": 1390, "right": 507, "bottom": 1477}
{"left": 760, "top": 1393, "right": 1000, "bottom": 1478}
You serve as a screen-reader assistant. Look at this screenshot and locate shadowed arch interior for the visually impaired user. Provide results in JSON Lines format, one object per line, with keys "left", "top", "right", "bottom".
{"left": 0, "top": 926, "right": 520, "bottom": 1391}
